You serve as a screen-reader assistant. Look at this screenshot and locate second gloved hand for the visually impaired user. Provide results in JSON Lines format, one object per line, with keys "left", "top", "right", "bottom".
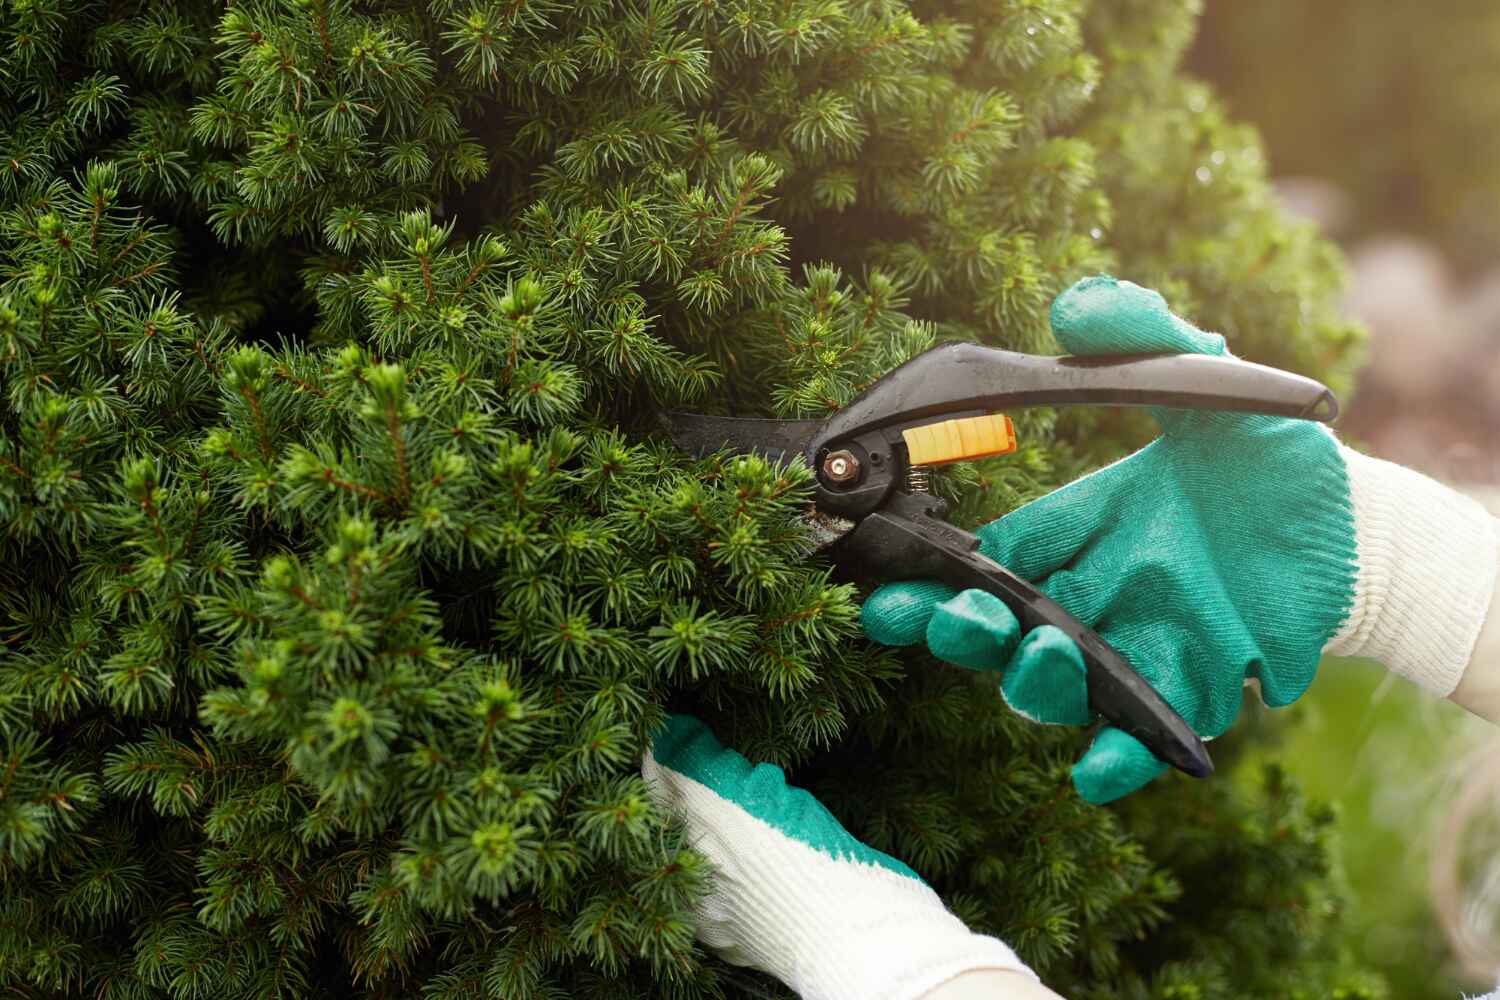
{"left": 642, "top": 714, "right": 1034, "bottom": 1000}
{"left": 863, "top": 276, "right": 1498, "bottom": 804}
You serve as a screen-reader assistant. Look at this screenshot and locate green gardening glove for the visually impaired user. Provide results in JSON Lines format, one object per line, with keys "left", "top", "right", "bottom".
{"left": 641, "top": 714, "right": 1035, "bottom": 999}
{"left": 862, "top": 275, "right": 1498, "bottom": 803}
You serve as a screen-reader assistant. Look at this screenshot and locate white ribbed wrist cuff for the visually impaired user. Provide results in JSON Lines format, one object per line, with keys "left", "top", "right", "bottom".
{"left": 796, "top": 879, "right": 1032, "bottom": 1000}
{"left": 643, "top": 753, "right": 1034, "bottom": 1000}
{"left": 1324, "top": 446, "right": 1500, "bottom": 695}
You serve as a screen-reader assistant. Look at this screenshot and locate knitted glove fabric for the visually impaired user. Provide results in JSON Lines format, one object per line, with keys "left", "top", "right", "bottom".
{"left": 862, "top": 276, "right": 1499, "bottom": 804}
{"left": 641, "top": 714, "right": 1034, "bottom": 1000}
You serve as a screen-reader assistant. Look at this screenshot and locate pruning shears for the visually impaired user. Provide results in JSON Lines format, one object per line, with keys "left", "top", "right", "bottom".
{"left": 662, "top": 344, "right": 1339, "bottom": 781}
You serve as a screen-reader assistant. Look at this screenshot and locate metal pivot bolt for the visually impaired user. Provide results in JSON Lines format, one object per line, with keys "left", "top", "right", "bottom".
{"left": 822, "top": 449, "right": 861, "bottom": 483}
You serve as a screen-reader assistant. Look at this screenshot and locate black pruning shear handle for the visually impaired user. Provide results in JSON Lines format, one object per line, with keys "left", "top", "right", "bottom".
{"left": 663, "top": 343, "right": 1340, "bottom": 781}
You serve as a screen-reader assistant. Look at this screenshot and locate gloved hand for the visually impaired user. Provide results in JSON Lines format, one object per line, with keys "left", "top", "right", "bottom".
{"left": 641, "top": 714, "right": 1036, "bottom": 1000}
{"left": 863, "top": 276, "right": 1499, "bottom": 804}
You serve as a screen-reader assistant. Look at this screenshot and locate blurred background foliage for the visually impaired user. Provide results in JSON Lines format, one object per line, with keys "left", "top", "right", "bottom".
{"left": 1193, "top": 3, "right": 1500, "bottom": 996}
{"left": 1193, "top": 0, "right": 1500, "bottom": 267}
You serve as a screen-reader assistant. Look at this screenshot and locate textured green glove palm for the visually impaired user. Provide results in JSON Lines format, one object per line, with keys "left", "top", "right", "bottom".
{"left": 862, "top": 276, "right": 1359, "bottom": 803}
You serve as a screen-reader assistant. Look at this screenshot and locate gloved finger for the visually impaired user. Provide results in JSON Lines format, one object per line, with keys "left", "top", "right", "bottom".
{"left": 925, "top": 589, "right": 1022, "bottom": 671}
{"left": 974, "top": 454, "right": 1135, "bottom": 581}
{"left": 1070, "top": 726, "right": 1171, "bottom": 804}
{"left": 641, "top": 714, "right": 924, "bottom": 881}
{"left": 997, "top": 625, "right": 1092, "bottom": 726}
{"left": 644, "top": 712, "right": 719, "bottom": 775}
{"left": 1049, "top": 276, "right": 1227, "bottom": 357}
{"left": 861, "top": 579, "right": 959, "bottom": 646}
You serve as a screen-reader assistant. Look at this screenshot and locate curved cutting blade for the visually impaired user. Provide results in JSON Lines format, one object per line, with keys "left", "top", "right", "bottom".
{"left": 660, "top": 411, "right": 854, "bottom": 551}
{"left": 659, "top": 411, "right": 821, "bottom": 466}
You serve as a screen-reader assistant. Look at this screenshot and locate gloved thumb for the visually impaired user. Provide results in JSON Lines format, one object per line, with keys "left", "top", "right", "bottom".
{"left": 1050, "top": 275, "right": 1236, "bottom": 435}
{"left": 1050, "top": 276, "right": 1227, "bottom": 358}
{"left": 1071, "top": 726, "right": 1170, "bottom": 804}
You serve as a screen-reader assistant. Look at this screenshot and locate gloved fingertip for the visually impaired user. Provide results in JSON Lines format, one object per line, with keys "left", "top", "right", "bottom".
{"left": 1049, "top": 274, "right": 1128, "bottom": 334}
{"left": 649, "top": 713, "right": 720, "bottom": 769}
{"left": 1050, "top": 275, "right": 1226, "bottom": 357}
{"left": 927, "top": 589, "right": 1021, "bottom": 671}
{"left": 861, "top": 580, "right": 958, "bottom": 646}
{"left": 999, "top": 625, "right": 1091, "bottom": 725}
{"left": 1071, "top": 727, "right": 1170, "bottom": 804}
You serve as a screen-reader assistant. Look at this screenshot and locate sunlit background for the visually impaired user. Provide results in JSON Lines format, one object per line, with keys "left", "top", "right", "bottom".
{"left": 1191, "top": 4, "right": 1500, "bottom": 996}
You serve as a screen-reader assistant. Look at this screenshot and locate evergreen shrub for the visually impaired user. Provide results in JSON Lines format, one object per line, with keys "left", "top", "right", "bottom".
{"left": 0, "top": 1, "right": 1377, "bottom": 996}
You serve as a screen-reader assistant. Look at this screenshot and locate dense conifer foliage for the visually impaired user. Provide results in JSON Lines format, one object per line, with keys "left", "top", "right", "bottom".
{"left": 0, "top": 1, "right": 1378, "bottom": 996}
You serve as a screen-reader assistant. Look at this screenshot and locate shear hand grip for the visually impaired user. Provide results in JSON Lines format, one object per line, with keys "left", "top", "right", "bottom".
{"left": 814, "top": 344, "right": 1338, "bottom": 453}
{"left": 842, "top": 500, "right": 1213, "bottom": 780}
{"left": 943, "top": 550, "right": 1213, "bottom": 779}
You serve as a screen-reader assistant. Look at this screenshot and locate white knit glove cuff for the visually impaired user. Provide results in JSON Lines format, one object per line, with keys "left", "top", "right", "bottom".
{"left": 642, "top": 750, "right": 1034, "bottom": 1000}
{"left": 1323, "top": 445, "right": 1500, "bottom": 695}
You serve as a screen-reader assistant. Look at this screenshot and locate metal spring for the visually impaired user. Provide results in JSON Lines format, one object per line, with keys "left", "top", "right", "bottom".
{"left": 906, "top": 465, "right": 932, "bottom": 493}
